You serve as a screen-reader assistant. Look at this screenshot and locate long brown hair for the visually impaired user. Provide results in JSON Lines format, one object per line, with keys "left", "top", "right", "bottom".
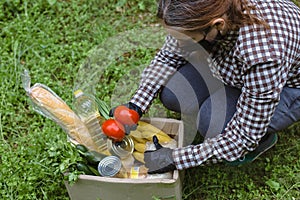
{"left": 157, "top": 0, "right": 268, "bottom": 31}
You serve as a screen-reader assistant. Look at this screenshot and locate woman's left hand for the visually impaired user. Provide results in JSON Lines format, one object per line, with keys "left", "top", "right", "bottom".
{"left": 144, "top": 136, "right": 176, "bottom": 174}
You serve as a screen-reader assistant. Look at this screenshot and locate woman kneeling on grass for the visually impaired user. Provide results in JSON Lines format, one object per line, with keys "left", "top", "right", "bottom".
{"left": 111, "top": 0, "right": 300, "bottom": 173}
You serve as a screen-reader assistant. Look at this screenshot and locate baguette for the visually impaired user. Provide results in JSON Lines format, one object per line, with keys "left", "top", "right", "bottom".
{"left": 28, "top": 83, "right": 101, "bottom": 152}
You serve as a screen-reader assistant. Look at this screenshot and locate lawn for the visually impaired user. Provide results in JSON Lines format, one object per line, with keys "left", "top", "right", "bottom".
{"left": 0, "top": 0, "right": 299, "bottom": 199}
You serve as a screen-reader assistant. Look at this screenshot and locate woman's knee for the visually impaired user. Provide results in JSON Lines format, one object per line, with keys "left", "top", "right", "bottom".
{"left": 160, "top": 87, "right": 181, "bottom": 112}
{"left": 197, "top": 86, "right": 241, "bottom": 137}
{"left": 160, "top": 86, "right": 201, "bottom": 114}
{"left": 159, "top": 63, "right": 210, "bottom": 114}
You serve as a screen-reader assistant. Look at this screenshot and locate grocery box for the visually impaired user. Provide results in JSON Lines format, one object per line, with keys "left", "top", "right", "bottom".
{"left": 64, "top": 118, "right": 184, "bottom": 200}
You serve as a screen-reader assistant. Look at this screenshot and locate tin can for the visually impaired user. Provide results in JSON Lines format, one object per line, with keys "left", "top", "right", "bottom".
{"left": 97, "top": 156, "right": 122, "bottom": 177}
{"left": 107, "top": 136, "right": 134, "bottom": 158}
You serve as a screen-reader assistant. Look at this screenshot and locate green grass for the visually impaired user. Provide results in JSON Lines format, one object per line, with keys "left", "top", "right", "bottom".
{"left": 0, "top": 0, "right": 299, "bottom": 199}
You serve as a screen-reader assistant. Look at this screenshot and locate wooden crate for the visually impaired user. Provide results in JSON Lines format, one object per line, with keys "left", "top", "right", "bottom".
{"left": 65, "top": 118, "right": 184, "bottom": 200}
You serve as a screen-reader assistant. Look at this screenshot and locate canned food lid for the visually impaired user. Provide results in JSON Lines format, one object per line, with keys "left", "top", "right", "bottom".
{"left": 98, "top": 156, "right": 122, "bottom": 177}
{"left": 107, "top": 136, "right": 134, "bottom": 158}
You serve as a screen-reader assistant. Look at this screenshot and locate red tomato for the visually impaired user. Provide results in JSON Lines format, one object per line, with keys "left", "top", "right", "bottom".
{"left": 114, "top": 105, "right": 140, "bottom": 126}
{"left": 101, "top": 119, "right": 125, "bottom": 142}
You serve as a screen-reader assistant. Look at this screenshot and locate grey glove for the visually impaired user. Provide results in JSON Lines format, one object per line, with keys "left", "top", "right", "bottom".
{"left": 144, "top": 136, "right": 176, "bottom": 174}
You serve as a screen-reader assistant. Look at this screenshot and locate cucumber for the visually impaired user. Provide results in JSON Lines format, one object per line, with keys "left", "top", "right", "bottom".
{"left": 84, "top": 151, "right": 106, "bottom": 165}
{"left": 87, "top": 165, "right": 100, "bottom": 176}
{"left": 76, "top": 162, "right": 100, "bottom": 176}
{"left": 75, "top": 144, "right": 89, "bottom": 153}
{"left": 76, "top": 162, "right": 94, "bottom": 175}
{"left": 75, "top": 144, "right": 106, "bottom": 166}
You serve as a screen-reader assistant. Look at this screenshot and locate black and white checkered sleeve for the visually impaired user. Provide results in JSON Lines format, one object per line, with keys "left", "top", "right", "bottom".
{"left": 130, "top": 35, "right": 187, "bottom": 112}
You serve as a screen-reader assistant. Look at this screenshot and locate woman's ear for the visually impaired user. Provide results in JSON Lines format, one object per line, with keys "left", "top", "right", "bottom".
{"left": 212, "top": 18, "right": 226, "bottom": 31}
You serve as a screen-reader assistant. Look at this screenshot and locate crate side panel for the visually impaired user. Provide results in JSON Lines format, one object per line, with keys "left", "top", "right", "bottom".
{"left": 65, "top": 177, "right": 182, "bottom": 200}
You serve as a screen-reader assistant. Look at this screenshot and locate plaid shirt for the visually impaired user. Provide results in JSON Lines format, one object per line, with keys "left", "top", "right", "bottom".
{"left": 130, "top": 0, "right": 300, "bottom": 169}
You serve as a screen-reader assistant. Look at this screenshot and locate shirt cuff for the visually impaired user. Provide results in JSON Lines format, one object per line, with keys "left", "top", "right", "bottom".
{"left": 173, "top": 138, "right": 216, "bottom": 170}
